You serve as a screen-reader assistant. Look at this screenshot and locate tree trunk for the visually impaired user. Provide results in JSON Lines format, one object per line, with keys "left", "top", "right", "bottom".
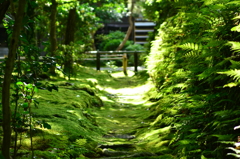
{"left": 116, "top": 0, "right": 134, "bottom": 51}
{"left": 0, "top": 0, "right": 10, "bottom": 22}
{"left": 64, "top": 8, "right": 76, "bottom": 77}
{"left": 65, "top": 8, "right": 76, "bottom": 45}
{"left": 49, "top": 0, "right": 58, "bottom": 74}
{"left": 1, "top": 0, "right": 26, "bottom": 158}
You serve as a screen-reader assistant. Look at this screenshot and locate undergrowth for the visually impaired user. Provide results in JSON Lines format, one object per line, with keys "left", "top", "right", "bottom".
{"left": 0, "top": 65, "right": 153, "bottom": 158}
{"left": 143, "top": 0, "right": 240, "bottom": 158}
{"left": 1, "top": 66, "right": 131, "bottom": 158}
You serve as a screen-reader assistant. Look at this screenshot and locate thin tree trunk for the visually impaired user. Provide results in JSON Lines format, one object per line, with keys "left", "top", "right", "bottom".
{"left": 116, "top": 0, "right": 134, "bottom": 51}
{"left": 1, "top": 0, "right": 26, "bottom": 158}
{"left": 64, "top": 8, "right": 76, "bottom": 78}
{"left": 0, "top": 0, "right": 10, "bottom": 22}
{"left": 65, "top": 8, "right": 76, "bottom": 45}
{"left": 49, "top": 0, "right": 58, "bottom": 74}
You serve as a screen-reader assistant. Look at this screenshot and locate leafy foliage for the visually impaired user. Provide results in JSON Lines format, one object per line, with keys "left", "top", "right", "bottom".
{"left": 145, "top": 0, "right": 240, "bottom": 158}
{"left": 96, "top": 31, "right": 133, "bottom": 51}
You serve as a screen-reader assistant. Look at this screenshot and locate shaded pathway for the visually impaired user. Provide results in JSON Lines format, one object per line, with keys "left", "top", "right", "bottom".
{"left": 93, "top": 71, "right": 158, "bottom": 159}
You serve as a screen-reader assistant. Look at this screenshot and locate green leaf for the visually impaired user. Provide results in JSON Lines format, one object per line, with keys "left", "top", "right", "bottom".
{"left": 201, "top": 155, "right": 207, "bottom": 159}
{"left": 223, "top": 82, "right": 238, "bottom": 88}
{"left": 22, "top": 111, "right": 30, "bottom": 115}
{"left": 26, "top": 84, "right": 33, "bottom": 89}
{"left": 34, "top": 87, "right": 38, "bottom": 93}
{"left": 16, "top": 82, "right": 23, "bottom": 85}
{"left": 22, "top": 103, "right": 28, "bottom": 108}
{"left": 27, "top": 96, "right": 32, "bottom": 100}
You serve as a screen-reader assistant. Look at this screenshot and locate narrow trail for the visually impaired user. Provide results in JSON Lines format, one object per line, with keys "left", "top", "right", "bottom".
{"left": 93, "top": 71, "right": 157, "bottom": 159}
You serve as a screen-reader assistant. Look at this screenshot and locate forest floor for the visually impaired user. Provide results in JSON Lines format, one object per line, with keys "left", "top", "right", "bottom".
{"left": 93, "top": 70, "right": 158, "bottom": 159}
{"left": 89, "top": 68, "right": 174, "bottom": 159}
{"left": 4, "top": 66, "right": 174, "bottom": 159}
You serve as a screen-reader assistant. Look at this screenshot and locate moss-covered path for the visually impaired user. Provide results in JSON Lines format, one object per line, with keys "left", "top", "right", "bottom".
{"left": 8, "top": 66, "right": 174, "bottom": 158}
{"left": 93, "top": 71, "right": 157, "bottom": 159}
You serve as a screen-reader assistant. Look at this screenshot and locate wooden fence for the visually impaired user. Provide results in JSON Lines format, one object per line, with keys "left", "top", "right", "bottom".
{"left": 85, "top": 51, "right": 145, "bottom": 74}
{"left": 0, "top": 51, "right": 145, "bottom": 74}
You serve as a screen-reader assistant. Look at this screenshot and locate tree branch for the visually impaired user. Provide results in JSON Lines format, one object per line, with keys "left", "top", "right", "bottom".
{"left": 116, "top": 0, "right": 134, "bottom": 51}
{"left": 0, "top": 0, "right": 10, "bottom": 22}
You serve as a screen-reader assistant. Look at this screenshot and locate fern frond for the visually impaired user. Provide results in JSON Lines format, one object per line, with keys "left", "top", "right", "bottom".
{"left": 184, "top": 51, "right": 200, "bottom": 58}
{"left": 227, "top": 147, "right": 240, "bottom": 155}
{"left": 229, "top": 41, "right": 240, "bottom": 52}
{"left": 231, "top": 25, "right": 240, "bottom": 32}
{"left": 203, "top": 0, "right": 219, "bottom": 5}
{"left": 173, "top": 69, "right": 189, "bottom": 78}
{"left": 214, "top": 110, "right": 235, "bottom": 119}
{"left": 174, "top": 139, "right": 197, "bottom": 145}
{"left": 197, "top": 68, "right": 214, "bottom": 80}
{"left": 227, "top": 1, "right": 240, "bottom": 6}
{"left": 179, "top": 43, "right": 202, "bottom": 51}
{"left": 201, "top": 154, "right": 208, "bottom": 159}
{"left": 218, "top": 69, "right": 240, "bottom": 82}
{"left": 233, "top": 16, "right": 240, "bottom": 20}
{"left": 179, "top": 43, "right": 203, "bottom": 58}
{"left": 211, "top": 134, "right": 233, "bottom": 141}
{"left": 230, "top": 60, "right": 240, "bottom": 69}
{"left": 223, "top": 82, "right": 238, "bottom": 88}
{"left": 227, "top": 152, "right": 240, "bottom": 158}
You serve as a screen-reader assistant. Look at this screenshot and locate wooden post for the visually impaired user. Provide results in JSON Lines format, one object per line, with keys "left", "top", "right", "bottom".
{"left": 96, "top": 51, "right": 100, "bottom": 71}
{"left": 123, "top": 53, "right": 128, "bottom": 75}
{"left": 134, "top": 52, "right": 138, "bottom": 72}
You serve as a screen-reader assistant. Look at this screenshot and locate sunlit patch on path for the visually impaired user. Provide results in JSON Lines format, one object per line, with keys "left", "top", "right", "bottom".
{"left": 94, "top": 70, "right": 158, "bottom": 158}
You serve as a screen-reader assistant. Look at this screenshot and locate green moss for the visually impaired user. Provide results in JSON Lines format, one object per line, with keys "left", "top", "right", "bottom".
{"left": 6, "top": 67, "right": 113, "bottom": 157}
{"left": 5, "top": 65, "right": 167, "bottom": 158}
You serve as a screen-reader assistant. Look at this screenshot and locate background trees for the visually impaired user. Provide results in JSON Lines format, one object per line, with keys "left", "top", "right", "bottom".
{"left": 0, "top": 0, "right": 129, "bottom": 158}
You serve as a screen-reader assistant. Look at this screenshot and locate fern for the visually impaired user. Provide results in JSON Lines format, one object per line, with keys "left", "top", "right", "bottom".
{"left": 227, "top": 147, "right": 240, "bottom": 158}
{"left": 145, "top": 0, "right": 240, "bottom": 158}
{"left": 218, "top": 69, "right": 240, "bottom": 82}
{"left": 229, "top": 41, "right": 240, "bottom": 53}
{"left": 230, "top": 60, "right": 240, "bottom": 69}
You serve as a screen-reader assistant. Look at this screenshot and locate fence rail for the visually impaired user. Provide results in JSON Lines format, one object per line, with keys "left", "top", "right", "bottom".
{"left": 0, "top": 51, "right": 145, "bottom": 74}
{"left": 84, "top": 51, "right": 145, "bottom": 73}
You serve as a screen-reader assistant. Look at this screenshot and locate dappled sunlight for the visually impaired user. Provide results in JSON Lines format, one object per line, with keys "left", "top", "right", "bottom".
{"left": 86, "top": 78, "right": 98, "bottom": 85}
{"left": 140, "top": 126, "right": 171, "bottom": 139}
{"left": 99, "top": 96, "right": 115, "bottom": 103}
{"left": 103, "top": 82, "right": 151, "bottom": 105}
{"left": 111, "top": 71, "right": 135, "bottom": 78}
{"left": 66, "top": 110, "right": 82, "bottom": 119}
{"left": 104, "top": 81, "right": 150, "bottom": 95}
{"left": 136, "top": 126, "right": 172, "bottom": 154}
{"left": 9, "top": 66, "right": 153, "bottom": 158}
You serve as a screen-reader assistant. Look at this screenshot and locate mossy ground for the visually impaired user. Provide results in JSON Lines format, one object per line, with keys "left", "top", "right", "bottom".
{"left": 1, "top": 66, "right": 175, "bottom": 158}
